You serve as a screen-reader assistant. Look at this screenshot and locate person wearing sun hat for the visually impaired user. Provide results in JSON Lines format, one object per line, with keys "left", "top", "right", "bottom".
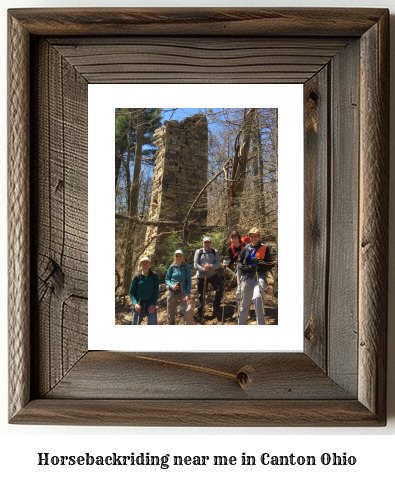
{"left": 129, "top": 256, "right": 159, "bottom": 325}
{"left": 237, "top": 227, "right": 274, "bottom": 325}
{"left": 165, "top": 249, "right": 193, "bottom": 325}
{"left": 194, "top": 236, "right": 223, "bottom": 322}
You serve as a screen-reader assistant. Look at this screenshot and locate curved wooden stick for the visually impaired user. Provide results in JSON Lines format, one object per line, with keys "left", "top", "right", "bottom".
{"left": 200, "top": 272, "right": 208, "bottom": 322}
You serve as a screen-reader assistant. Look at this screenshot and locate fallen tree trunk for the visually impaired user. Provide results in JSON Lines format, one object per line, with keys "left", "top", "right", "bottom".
{"left": 116, "top": 213, "right": 217, "bottom": 230}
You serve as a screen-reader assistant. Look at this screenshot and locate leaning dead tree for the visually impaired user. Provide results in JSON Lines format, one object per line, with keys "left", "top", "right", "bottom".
{"left": 180, "top": 108, "right": 257, "bottom": 242}
{"left": 228, "top": 108, "right": 256, "bottom": 228}
{"left": 182, "top": 155, "right": 233, "bottom": 243}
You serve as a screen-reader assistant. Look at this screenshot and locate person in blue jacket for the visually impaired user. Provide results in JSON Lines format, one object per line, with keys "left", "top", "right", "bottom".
{"left": 237, "top": 228, "right": 274, "bottom": 325}
{"left": 165, "top": 250, "right": 193, "bottom": 325}
{"left": 129, "top": 256, "right": 159, "bottom": 325}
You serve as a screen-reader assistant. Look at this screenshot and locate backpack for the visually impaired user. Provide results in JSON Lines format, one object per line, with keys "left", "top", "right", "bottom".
{"left": 242, "top": 243, "right": 267, "bottom": 265}
{"left": 230, "top": 236, "right": 251, "bottom": 259}
{"left": 197, "top": 248, "right": 218, "bottom": 263}
{"left": 170, "top": 262, "right": 190, "bottom": 291}
{"left": 242, "top": 243, "right": 274, "bottom": 272}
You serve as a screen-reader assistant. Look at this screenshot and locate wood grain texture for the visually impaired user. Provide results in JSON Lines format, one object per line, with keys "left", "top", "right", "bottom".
{"left": 45, "top": 352, "right": 354, "bottom": 400}
{"left": 8, "top": 13, "right": 31, "bottom": 421}
{"left": 49, "top": 37, "right": 350, "bottom": 84}
{"left": 359, "top": 12, "right": 389, "bottom": 421}
{"left": 8, "top": 8, "right": 387, "bottom": 37}
{"left": 7, "top": 8, "right": 389, "bottom": 426}
{"left": 11, "top": 399, "right": 383, "bottom": 427}
{"left": 327, "top": 40, "right": 360, "bottom": 396}
{"left": 304, "top": 67, "right": 329, "bottom": 370}
{"left": 31, "top": 39, "right": 88, "bottom": 397}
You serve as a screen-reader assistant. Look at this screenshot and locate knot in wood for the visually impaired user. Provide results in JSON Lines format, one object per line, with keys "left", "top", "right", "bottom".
{"left": 236, "top": 365, "right": 254, "bottom": 390}
{"left": 304, "top": 322, "right": 314, "bottom": 341}
{"left": 308, "top": 91, "right": 319, "bottom": 103}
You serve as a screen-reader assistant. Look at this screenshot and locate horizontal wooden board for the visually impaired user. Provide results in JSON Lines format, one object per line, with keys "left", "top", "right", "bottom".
{"left": 12, "top": 399, "right": 383, "bottom": 427}
{"left": 71, "top": 74, "right": 311, "bottom": 84}
{"left": 50, "top": 37, "right": 351, "bottom": 84}
{"left": 9, "top": 8, "right": 386, "bottom": 37}
{"left": 45, "top": 352, "right": 355, "bottom": 400}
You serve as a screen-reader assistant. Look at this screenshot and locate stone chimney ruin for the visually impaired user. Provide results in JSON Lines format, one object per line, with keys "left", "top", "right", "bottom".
{"left": 144, "top": 113, "right": 209, "bottom": 266}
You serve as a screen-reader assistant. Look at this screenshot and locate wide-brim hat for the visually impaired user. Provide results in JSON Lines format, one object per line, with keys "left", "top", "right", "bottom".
{"left": 248, "top": 227, "right": 261, "bottom": 236}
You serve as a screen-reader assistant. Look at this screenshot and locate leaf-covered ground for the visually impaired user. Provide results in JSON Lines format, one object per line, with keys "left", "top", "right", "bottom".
{"left": 115, "top": 274, "right": 278, "bottom": 326}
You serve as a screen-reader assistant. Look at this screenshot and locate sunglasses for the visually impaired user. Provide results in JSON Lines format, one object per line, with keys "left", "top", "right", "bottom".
{"left": 249, "top": 234, "right": 259, "bottom": 238}
{"left": 175, "top": 254, "right": 183, "bottom": 257}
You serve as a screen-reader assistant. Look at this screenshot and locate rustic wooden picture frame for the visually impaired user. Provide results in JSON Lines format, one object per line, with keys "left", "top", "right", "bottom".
{"left": 8, "top": 8, "right": 389, "bottom": 426}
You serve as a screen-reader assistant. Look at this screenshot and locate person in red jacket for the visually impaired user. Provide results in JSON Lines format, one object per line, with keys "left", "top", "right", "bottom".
{"left": 222, "top": 231, "right": 250, "bottom": 313}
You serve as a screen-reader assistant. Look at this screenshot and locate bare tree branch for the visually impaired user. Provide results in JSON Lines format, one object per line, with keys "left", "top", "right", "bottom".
{"left": 182, "top": 156, "right": 233, "bottom": 242}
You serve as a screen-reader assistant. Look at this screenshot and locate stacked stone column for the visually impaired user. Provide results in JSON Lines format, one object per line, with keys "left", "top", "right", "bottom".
{"left": 144, "top": 113, "right": 208, "bottom": 265}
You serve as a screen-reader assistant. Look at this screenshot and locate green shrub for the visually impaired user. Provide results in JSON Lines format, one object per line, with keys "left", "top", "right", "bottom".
{"left": 159, "top": 229, "right": 225, "bottom": 272}
{"left": 155, "top": 263, "right": 169, "bottom": 280}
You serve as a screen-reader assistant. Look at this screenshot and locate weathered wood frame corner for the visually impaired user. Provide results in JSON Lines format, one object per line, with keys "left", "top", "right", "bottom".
{"left": 8, "top": 8, "right": 389, "bottom": 426}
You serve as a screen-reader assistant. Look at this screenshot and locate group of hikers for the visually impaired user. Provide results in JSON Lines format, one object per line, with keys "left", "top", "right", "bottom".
{"left": 128, "top": 227, "right": 274, "bottom": 325}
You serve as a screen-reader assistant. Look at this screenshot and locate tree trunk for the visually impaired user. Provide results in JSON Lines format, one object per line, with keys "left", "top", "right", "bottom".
{"left": 253, "top": 110, "right": 266, "bottom": 225}
{"left": 122, "top": 109, "right": 144, "bottom": 296}
{"left": 115, "top": 153, "right": 122, "bottom": 190}
{"left": 228, "top": 108, "right": 255, "bottom": 228}
{"left": 273, "top": 109, "right": 278, "bottom": 299}
{"left": 130, "top": 109, "right": 144, "bottom": 218}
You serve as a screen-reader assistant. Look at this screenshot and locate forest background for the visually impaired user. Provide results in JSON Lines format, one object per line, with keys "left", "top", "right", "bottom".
{"left": 115, "top": 107, "right": 278, "bottom": 324}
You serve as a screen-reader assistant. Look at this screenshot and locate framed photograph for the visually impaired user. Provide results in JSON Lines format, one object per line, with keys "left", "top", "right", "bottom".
{"left": 8, "top": 8, "right": 389, "bottom": 426}
{"left": 90, "top": 84, "right": 303, "bottom": 350}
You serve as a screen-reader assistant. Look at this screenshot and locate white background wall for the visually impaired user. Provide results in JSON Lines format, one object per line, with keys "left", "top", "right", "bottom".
{"left": 1, "top": 0, "right": 394, "bottom": 476}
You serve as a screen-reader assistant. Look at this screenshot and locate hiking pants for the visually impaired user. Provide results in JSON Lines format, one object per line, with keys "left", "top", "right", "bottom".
{"left": 167, "top": 290, "right": 193, "bottom": 325}
{"left": 132, "top": 301, "right": 157, "bottom": 325}
{"left": 197, "top": 274, "right": 223, "bottom": 312}
{"left": 238, "top": 274, "right": 267, "bottom": 325}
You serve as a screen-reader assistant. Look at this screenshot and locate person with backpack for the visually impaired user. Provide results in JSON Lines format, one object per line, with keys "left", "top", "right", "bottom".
{"left": 129, "top": 256, "right": 159, "bottom": 325}
{"left": 194, "top": 236, "right": 223, "bottom": 322}
{"left": 222, "top": 231, "right": 251, "bottom": 312}
{"left": 237, "top": 227, "right": 274, "bottom": 325}
{"left": 165, "top": 249, "right": 193, "bottom": 325}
